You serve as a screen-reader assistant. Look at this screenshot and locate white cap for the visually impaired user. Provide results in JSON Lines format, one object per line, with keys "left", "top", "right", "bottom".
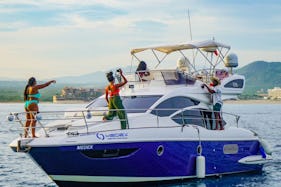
{"left": 177, "top": 57, "right": 190, "bottom": 72}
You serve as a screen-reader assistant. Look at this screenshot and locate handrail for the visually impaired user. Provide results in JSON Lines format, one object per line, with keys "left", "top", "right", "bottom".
{"left": 8, "top": 108, "right": 240, "bottom": 138}
{"left": 126, "top": 68, "right": 231, "bottom": 86}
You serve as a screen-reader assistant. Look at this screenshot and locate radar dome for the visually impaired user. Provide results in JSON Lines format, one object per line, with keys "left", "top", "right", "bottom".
{"left": 224, "top": 53, "right": 238, "bottom": 68}
{"left": 177, "top": 57, "right": 190, "bottom": 72}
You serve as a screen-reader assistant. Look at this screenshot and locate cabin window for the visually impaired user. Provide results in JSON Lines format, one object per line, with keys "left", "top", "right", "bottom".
{"left": 161, "top": 71, "right": 196, "bottom": 85}
{"left": 171, "top": 109, "right": 205, "bottom": 127}
{"left": 172, "top": 109, "right": 226, "bottom": 130}
{"left": 151, "top": 97, "right": 200, "bottom": 117}
{"left": 224, "top": 79, "right": 244, "bottom": 88}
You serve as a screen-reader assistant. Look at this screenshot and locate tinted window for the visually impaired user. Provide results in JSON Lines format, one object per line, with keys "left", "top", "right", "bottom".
{"left": 151, "top": 97, "right": 200, "bottom": 117}
{"left": 122, "top": 95, "right": 161, "bottom": 113}
{"left": 86, "top": 95, "right": 161, "bottom": 113}
{"left": 224, "top": 79, "right": 244, "bottom": 88}
{"left": 172, "top": 109, "right": 205, "bottom": 127}
{"left": 162, "top": 71, "right": 196, "bottom": 85}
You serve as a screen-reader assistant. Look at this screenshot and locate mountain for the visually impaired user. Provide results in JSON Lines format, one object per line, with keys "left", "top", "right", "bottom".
{"left": 236, "top": 61, "right": 281, "bottom": 95}
{"left": 54, "top": 71, "right": 107, "bottom": 87}
{"left": 0, "top": 62, "right": 280, "bottom": 101}
{"left": 53, "top": 65, "right": 134, "bottom": 87}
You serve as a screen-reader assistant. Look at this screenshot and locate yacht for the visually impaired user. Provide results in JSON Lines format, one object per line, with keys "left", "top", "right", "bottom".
{"left": 9, "top": 40, "right": 272, "bottom": 187}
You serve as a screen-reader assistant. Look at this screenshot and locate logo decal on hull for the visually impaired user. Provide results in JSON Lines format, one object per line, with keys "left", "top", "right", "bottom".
{"left": 96, "top": 132, "right": 128, "bottom": 140}
{"left": 96, "top": 132, "right": 105, "bottom": 140}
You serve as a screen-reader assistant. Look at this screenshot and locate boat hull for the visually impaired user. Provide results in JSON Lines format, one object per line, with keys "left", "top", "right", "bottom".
{"left": 26, "top": 140, "right": 263, "bottom": 186}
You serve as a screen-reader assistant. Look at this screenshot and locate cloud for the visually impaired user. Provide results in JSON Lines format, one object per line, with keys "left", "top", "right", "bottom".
{"left": 0, "top": 0, "right": 281, "bottom": 79}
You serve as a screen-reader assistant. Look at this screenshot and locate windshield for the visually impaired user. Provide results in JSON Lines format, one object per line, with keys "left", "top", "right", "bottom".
{"left": 86, "top": 97, "right": 108, "bottom": 109}
{"left": 122, "top": 95, "right": 162, "bottom": 113}
{"left": 87, "top": 95, "right": 162, "bottom": 113}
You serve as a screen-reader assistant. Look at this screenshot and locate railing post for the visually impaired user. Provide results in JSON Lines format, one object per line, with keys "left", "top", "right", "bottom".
{"left": 32, "top": 112, "right": 49, "bottom": 137}
{"left": 82, "top": 111, "right": 89, "bottom": 134}
{"left": 36, "top": 120, "right": 49, "bottom": 137}
{"left": 236, "top": 115, "right": 240, "bottom": 128}
{"left": 156, "top": 109, "right": 159, "bottom": 128}
{"left": 125, "top": 108, "right": 129, "bottom": 129}
{"left": 181, "top": 109, "right": 185, "bottom": 125}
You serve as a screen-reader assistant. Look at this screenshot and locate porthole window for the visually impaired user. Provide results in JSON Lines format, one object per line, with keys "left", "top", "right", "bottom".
{"left": 157, "top": 145, "right": 164, "bottom": 156}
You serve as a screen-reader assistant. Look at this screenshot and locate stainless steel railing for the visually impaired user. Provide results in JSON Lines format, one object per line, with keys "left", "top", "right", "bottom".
{"left": 8, "top": 108, "right": 240, "bottom": 138}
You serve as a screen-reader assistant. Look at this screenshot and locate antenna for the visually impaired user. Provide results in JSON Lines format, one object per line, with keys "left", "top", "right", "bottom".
{"left": 187, "top": 9, "right": 195, "bottom": 69}
{"left": 188, "top": 9, "right": 193, "bottom": 41}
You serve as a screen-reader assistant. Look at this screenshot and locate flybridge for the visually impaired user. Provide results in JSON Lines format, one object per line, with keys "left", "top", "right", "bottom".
{"left": 130, "top": 40, "right": 231, "bottom": 54}
{"left": 130, "top": 39, "right": 232, "bottom": 72}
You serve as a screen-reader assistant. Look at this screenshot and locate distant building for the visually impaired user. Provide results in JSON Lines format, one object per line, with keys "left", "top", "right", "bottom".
{"left": 268, "top": 87, "right": 281, "bottom": 99}
{"left": 53, "top": 87, "right": 103, "bottom": 103}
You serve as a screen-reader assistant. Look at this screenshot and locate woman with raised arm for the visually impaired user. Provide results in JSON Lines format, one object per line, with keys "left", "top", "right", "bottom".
{"left": 23, "top": 77, "right": 56, "bottom": 138}
{"left": 103, "top": 69, "right": 128, "bottom": 129}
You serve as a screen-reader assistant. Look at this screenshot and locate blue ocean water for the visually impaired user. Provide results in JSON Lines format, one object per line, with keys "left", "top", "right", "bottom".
{"left": 0, "top": 103, "right": 280, "bottom": 187}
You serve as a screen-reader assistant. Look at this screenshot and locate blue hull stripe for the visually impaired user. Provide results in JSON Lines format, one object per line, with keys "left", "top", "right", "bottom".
{"left": 29, "top": 140, "right": 263, "bottom": 179}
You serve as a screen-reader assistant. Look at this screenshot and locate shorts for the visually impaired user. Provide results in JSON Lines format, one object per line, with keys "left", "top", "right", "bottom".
{"left": 213, "top": 103, "right": 222, "bottom": 111}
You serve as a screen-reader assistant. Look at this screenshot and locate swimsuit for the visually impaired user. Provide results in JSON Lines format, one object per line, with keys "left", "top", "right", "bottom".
{"left": 24, "top": 92, "right": 41, "bottom": 108}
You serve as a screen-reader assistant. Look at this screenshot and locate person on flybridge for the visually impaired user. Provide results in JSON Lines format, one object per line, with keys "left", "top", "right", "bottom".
{"left": 136, "top": 61, "right": 150, "bottom": 81}
{"left": 176, "top": 57, "right": 191, "bottom": 73}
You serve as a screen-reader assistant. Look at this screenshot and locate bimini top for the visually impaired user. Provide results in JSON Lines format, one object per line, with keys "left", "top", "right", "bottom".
{"left": 130, "top": 40, "right": 231, "bottom": 55}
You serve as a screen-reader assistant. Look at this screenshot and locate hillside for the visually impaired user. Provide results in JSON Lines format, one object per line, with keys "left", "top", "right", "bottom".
{"left": 236, "top": 61, "right": 281, "bottom": 95}
{"left": 0, "top": 61, "right": 280, "bottom": 102}
{"left": 0, "top": 81, "right": 95, "bottom": 102}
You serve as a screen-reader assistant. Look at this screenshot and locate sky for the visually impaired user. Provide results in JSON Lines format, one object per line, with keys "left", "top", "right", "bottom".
{"left": 0, "top": 0, "right": 281, "bottom": 80}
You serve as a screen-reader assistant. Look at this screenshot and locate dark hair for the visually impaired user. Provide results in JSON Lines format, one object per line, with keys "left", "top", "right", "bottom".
{"left": 106, "top": 71, "right": 114, "bottom": 82}
{"left": 136, "top": 61, "right": 147, "bottom": 71}
{"left": 24, "top": 77, "right": 36, "bottom": 101}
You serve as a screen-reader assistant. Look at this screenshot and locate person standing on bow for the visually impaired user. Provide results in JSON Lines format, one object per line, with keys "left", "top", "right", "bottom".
{"left": 201, "top": 77, "right": 223, "bottom": 130}
{"left": 23, "top": 77, "right": 56, "bottom": 138}
{"left": 103, "top": 69, "right": 128, "bottom": 129}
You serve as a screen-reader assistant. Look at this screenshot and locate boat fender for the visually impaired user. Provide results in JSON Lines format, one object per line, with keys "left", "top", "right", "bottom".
{"left": 196, "top": 155, "right": 206, "bottom": 178}
{"left": 86, "top": 111, "right": 92, "bottom": 119}
{"left": 36, "top": 113, "right": 42, "bottom": 121}
{"left": 259, "top": 138, "right": 273, "bottom": 155}
{"left": 7, "top": 113, "right": 14, "bottom": 122}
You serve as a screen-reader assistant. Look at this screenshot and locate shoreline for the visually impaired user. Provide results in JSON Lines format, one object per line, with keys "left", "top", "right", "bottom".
{"left": 1, "top": 99, "right": 281, "bottom": 105}
{"left": 224, "top": 99, "right": 281, "bottom": 104}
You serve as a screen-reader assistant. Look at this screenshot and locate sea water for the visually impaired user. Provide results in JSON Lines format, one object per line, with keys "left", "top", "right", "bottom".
{"left": 0, "top": 103, "right": 280, "bottom": 187}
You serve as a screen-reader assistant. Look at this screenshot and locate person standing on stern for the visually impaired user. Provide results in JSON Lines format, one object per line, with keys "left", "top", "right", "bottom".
{"left": 23, "top": 77, "right": 56, "bottom": 138}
